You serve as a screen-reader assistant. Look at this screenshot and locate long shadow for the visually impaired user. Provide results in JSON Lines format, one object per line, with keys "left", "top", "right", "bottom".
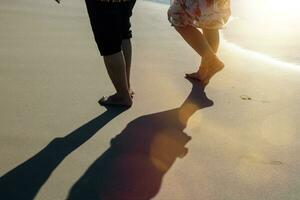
{"left": 67, "top": 78, "right": 214, "bottom": 200}
{"left": 0, "top": 107, "right": 128, "bottom": 200}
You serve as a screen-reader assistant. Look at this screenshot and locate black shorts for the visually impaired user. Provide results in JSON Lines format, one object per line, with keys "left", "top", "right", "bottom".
{"left": 85, "top": 0, "right": 136, "bottom": 56}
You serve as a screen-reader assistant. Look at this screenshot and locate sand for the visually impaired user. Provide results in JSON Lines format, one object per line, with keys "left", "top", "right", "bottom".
{"left": 0, "top": 0, "right": 300, "bottom": 199}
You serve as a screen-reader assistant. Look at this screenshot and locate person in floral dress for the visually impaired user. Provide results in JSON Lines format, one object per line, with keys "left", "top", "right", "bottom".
{"left": 168, "top": 0, "right": 231, "bottom": 84}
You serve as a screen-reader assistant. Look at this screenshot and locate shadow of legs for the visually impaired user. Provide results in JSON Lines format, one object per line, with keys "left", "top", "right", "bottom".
{"left": 0, "top": 107, "right": 127, "bottom": 200}
{"left": 67, "top": 80, "right": 213, "bottom": 200}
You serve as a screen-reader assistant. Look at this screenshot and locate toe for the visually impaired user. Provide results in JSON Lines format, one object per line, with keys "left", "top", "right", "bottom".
{"left": 185, "top": 73, "right": 202, "bottom": 81}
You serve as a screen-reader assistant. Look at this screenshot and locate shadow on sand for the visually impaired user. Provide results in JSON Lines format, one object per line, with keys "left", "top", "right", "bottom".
{"left": 67, "top": 78, "right": 214, "bottom": 200}
{"left": 0, "top": 107, "right": 128, "bottom": 200}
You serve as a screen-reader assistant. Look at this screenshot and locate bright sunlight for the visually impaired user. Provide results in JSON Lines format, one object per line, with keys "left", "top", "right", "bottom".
{"left": 265, "top": 0, "right": 300, "bottom": 16}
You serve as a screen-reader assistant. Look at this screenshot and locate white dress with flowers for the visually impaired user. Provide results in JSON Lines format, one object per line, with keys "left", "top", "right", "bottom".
{"left": 168, "top": 0, "right": 231, "bottom": 29}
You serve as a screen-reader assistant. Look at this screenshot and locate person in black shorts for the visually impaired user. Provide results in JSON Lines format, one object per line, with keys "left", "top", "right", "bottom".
{"left": 55, "top": 0, "right": 135, "bottom": 106}
{"left": 84, "top": 0, "right": 136, "bottom": 107}
{"left": 54, "top": 0, "right": 132, "bottom": 108}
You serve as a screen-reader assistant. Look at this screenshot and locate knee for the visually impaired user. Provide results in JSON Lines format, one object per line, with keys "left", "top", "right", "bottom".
{"left": 174, "top": 25, "right": 193, "bottom": 35}
{"left": 203, "top": 28, "right": 219, "bottom": 36}
{"left": 174, "top": 25, "right": 188, "bottom": 33}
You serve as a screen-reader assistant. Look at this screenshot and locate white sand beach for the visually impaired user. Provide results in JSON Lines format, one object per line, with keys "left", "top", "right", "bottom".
{"left": 0, "top": 0, "right": 300, "bottom": 199}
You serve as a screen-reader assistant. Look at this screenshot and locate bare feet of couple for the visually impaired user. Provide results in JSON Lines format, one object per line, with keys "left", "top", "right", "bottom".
{"left": 98, "top": 89, "right": 134, "bottom": 108}
{"left": 185, "top": 55, "right": 224, "bottom": 85}
{"left": 99, "top": 56, "right": 224, "bottom": 108}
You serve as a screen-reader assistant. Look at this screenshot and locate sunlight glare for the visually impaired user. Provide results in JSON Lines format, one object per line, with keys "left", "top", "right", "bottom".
{"left": 238, "top": 0, "right": 300, "bottom": 22}
{"left": 265, "top": 0, "right": 300, "bottom": 16}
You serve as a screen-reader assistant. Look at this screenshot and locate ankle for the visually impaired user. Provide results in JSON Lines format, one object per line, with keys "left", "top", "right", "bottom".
{"left": 116, "top": 91, "right": 131, "bottom": 99}
{"left": 203, "top": 53, "right": 217, "bottom": 61}
{"left": 203, "top": 54, "right": 221, "bottom": 65}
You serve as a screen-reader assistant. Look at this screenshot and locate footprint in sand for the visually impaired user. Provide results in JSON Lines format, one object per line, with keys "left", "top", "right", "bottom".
{"left": 240, "top": 95, "right": 252, "bottom": 101}
{"left": 240, "top": 155, "right": 283, "bottom": 165}
{"left": 240, "top": 95, "right": 270, "bottom": 104}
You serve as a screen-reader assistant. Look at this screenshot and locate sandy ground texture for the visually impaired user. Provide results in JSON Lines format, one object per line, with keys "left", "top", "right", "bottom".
{"left": 0, "top": 0, "right": 300, "bottom": 199}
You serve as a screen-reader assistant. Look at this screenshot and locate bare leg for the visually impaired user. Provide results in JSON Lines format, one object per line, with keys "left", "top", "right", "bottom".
{"left": 192, "top": 29, "right": 220, "bottom": 72}
{"left": 175, "top": 26, "right": 223, "bottom": 83}
{"left": 201, "top": 28, "right": 224, "bottom": 84}
{"left": 203, "top": 29, "right": 220, "bottom": 53}
{"left": 175, "top": 25, "right": 215, "bottom": 59}
{"left": 121, "top": 39, "right": 134, "bottom": 96}
{"left": 100, "top": 51, "right": 132, "bottom": 106}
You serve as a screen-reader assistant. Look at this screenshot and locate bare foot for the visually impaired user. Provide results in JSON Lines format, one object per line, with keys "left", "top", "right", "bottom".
{"left": 98, "top": 93, "right": 132, "bottom": 107}
{"left": 202, "top": 56, "right": 225, "bottom": 85}
{"left": 185, "top": 64, "right": 208, "bottom": 81}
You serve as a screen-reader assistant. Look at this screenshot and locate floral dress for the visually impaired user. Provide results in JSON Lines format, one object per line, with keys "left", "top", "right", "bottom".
{"left": 168, "top": 0, "right": 231, "bottom": 29}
